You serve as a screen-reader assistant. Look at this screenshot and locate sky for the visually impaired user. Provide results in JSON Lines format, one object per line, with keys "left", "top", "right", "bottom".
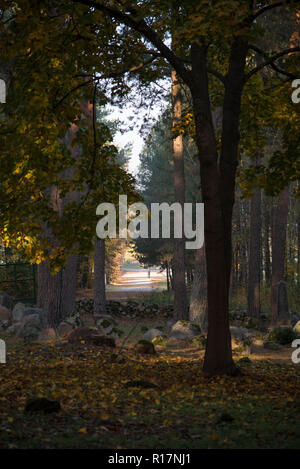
{"left": 107, "top": 79, "right": 170, "bottom": 176}
{"left": 113, "top": 127, "right": 144, "bottom": 176}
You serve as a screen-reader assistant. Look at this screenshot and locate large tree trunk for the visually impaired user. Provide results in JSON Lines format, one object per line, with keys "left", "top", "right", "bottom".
{"left": 190, "top": 39, "right": 247, "bottom": 375}
{"left": 248, "top": 185, "right": 261, "bottom": 318}
{"left": 37, "top": 121, "right": 81, "bottom": 327}
{"left": 171, "top": 70, "right": 188, "bottom": 320}
{"left": 37, "top": 255, "right": 78, "bottom": 328}
{"left": 271, "top": 186, "right": 290, "bottom": 323}
{"left": 189, "top": 245, "right": 208, "bottom": 332}
{"left": 93, "top": 237, "right": 106, "bottom": 316}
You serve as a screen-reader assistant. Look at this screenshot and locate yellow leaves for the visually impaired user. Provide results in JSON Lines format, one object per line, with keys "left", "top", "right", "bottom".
{"left": 208, "top": 433, "right": 219, "bottom": 441}
{"left": 78, "top": 427, "right": 87, "bottom": 434}
{"left": 50, "top": 58, "right": 63, "bottom": 70}
{"left": 162, "top": 419, "right": 173, "bottom": 427}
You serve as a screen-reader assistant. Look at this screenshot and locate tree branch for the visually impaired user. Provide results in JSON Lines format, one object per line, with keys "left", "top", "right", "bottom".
{"left": 247, "top": 0, "right": 300, "bottom": 23}
{"left": 207, "top": 68, "right": 226, "bottom": 85}
{"left": 245, "top": 47, "right": 300, "bottom": 81}
{"left": 248, "top": 44, "right": 298, "bottom": 79}
{"left": 54, "top": 53, "right": 161, "bottom": 109}
{"left": 73, "top": 0, "right": 193, "bottom": 86}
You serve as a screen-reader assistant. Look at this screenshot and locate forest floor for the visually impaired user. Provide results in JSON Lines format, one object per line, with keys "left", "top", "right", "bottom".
{"left": 0, "top": 311, "right": 299, "bottom": 449}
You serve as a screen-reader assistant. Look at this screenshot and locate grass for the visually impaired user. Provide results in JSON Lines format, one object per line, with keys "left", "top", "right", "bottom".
{"left": 229, "top": 282, "right": 300, "bottom": 315}
{"left": 135, "top": 289, "right": 174, "bottom": 305}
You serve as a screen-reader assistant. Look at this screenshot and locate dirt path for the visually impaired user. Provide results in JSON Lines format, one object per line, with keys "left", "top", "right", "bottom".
{"left": 77, "top": 267, "right": 167, "bottom": 300}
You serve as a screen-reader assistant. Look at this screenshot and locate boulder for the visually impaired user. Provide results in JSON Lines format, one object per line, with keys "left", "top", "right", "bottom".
{"left": 16, "top": 314, "right": 42, "bottom": 342}
{"left": 230, "top": 326, "right": 249, "bottom": 341}
{"left": 135, "top": 339, "right": 156, "bottom": 355}
{"left": 64, "top": 312, "right": 83, "bottom": 327}
{"left": 12, "top": 302, "right": 26, "bottom": 322}
{"left": 67, "top": 326, "right": 116, "bottom": 347}
{"left": 152, "top": 335, "right": 167, "bottom": 347}
{"left": 24, "top": 397, "right": 61, "bottom": 414}
{"left": 293, "top": 321, "right": 300, "bottom": 335}
{"left": 0, "top": 292, "right": 13, "bottom": 311}
{"left": 0, "top": 319, "right": 9, "bottom": 331}
{"left": 12, "top": 303, "right": 44, "bottom": 323}
{"left": 143, "top": 328, "right": 163, "bottom": 341}
{"left": 7, "top": 322, "right": 21, "bottom": 335}
{"left": 0, "top": 305, "right": 11, "bottom": 322}
{"left": 38, "top": 328, "right": 56, "bottom": 341}
{"left": 95, "top": 315, "right": 117, "bottom": 334}
{"left": 170, "top": 321, "right": 201, "bottom": 340}
{"left": 167, "top": 320, "right": 175, "bottom": 327}
{"left": 57, "top": 322, "right": 73, "bottom": 336}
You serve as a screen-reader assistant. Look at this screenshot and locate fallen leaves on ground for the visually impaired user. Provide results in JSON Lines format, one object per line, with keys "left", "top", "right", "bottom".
{"left": 0, "top": 342, "right": 299, "bottom": 448}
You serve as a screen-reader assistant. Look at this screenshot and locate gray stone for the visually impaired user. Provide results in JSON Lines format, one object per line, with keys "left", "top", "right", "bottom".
{"left": 64, "top": 312, "right": 83, "bottom": 327}
{"left": 167, "top": 320, "right": 175, "bottom": 327}
{"left": 12, "top": 303, "right": 44, "bottom": 323}
{"left": 57, "top": 322, "right": 73, "bottom": 336}
{"left": 0, "top": 292, "right": 13, "bottom": 311}
{"left": 7, "top": 322, "right": 21, "bottom": 334}
{"left": 38, "top": 328, "right": 56, "bottom": 341}
{"left": 0, "top": 319, "right": 9, "bottom": 330}
{"left": 12, "top": 302, "right": 26, "bottom": 322}
{"left": 143, "top": 328, "right": 163, "bottom": 341}
{"left": 230, "top": 326, "right": 249, "bottom": 341}
{"left": 16, "top": 314, "right": 42, "bottom": 342}
{"left": 170, "top": 321, "right": 201, "bottom": 340}
{"left": 95, "top": 315, "right": 117, "bottom": 334}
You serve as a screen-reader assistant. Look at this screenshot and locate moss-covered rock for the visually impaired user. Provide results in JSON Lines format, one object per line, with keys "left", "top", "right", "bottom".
{"left": 135, "top": 339, "right": 156, "bottom": 355}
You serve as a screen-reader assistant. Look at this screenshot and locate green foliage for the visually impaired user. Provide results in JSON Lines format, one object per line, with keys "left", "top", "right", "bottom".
{"left": 192, "top": 334, "right": 207, "bottom": 349}
{"left": 136, "top": 290, "right": 173, "bottom": 305}
{"left": 0, "top": 1, "right": 138, "bottom": 270}
{"left": 268, "top": 326, "right": 298, "bottom": 346}
{"left": 152, "top": 335, "right": 167, "bottom": 347}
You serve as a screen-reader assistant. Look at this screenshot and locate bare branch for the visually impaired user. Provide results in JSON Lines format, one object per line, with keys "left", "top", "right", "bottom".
{"left": 245, "top": 47, "right": 300, "bottom": 81}
{"left": 248, "top": 44, "right": 298, "bottom": 79}
{"left": 247, "top": 0, "right": 300, "bottom": 23}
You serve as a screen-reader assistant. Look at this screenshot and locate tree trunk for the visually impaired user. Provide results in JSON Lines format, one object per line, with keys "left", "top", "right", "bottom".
{"left": 37, "top": 117, "right": 82, "bottom": 327}
{"left": 190, "top": 39, "right": 247, "bottom": 375}
{"left": 37, "top": 255, "right": 78, "bottom": 328}
{"left": 297, "top": 195, "right": 300, "bottom": 285}
{"left": 264, "top": 196, "right": 272, "bottom": 283}
{"left": 248, "top": 185, "right": 261, "bottom": 318}
{"left": 271, "top": 186, "right": 289, "bottom": 323}
{"left": 171, "top": 69, "right": 188, "bottom": 320}
{"left": 93, "top": 236, "right": 106, "bottom": 316}
{"left": 189, "top": 245, "right": 208, "bottom": 332}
